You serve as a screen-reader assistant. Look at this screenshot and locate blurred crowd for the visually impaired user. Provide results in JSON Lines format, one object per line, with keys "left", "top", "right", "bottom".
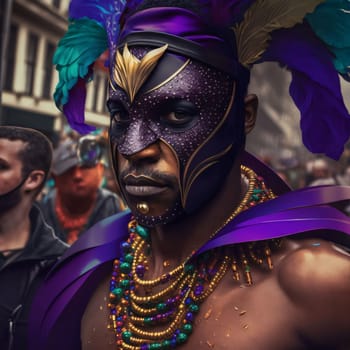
{"left": 37, "top": 126, "right": 127, "bottom": 244}
{"left": 259, "top": 147, "right": 350, "bottom": 190}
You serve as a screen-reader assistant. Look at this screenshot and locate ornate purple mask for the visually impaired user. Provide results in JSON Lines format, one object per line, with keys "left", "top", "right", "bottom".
{"left": 107, "top": 7, "right": 248, "bottom": 226}
{"left": 109, "top": 50, "right": 245, "bottom": 225}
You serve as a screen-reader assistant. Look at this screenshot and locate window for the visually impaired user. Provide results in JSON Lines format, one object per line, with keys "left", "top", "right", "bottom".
{"left": 3, "top": 24, "right": 18, "bottom": 91}
{"left": 52, "top": 0, "right": 61, "bottom": 9}
{"left": 24, "top": 32, "right": 39, "bottom": 95}
{"left": 92, "top": 75, "right": 101, "bottom": 112}
{"left": 42, "top": 42, "right": 55, "bottom": 99}
{"left": 102, "top": 77, "right": 109, "bottom": 113}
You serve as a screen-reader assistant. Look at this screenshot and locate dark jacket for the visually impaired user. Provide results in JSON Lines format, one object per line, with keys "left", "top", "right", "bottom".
{"left": 39, "top": 188, "right": 124, "bottom": 243}
{"left": 0, "top": 203, "right": 68, "bottom": 350}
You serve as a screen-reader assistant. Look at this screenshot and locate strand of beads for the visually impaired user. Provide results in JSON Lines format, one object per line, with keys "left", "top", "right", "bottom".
{"left": 210, "top": 165, "right": 275, "bottom": 240}
{"left": 131, "top": 235, "right": 185, "bottom": 289}
{"left": 109, "top": 221, "right": 233, "bottom": 350}
{"left": 108, "top": 166, "right": 282, "bottom": 349}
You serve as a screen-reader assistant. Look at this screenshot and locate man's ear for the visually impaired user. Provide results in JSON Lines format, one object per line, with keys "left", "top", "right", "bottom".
{"left": 97, "top": 162, "right": 105, "bottom": 174}
{"left": 94, "top": 163, "right": 105, "bottom": 183}
{"left": 24, "top": 170, "right": 45, "bottom": 193}
{"left": 244, "top": 94, "right": 258, "bottom": 135}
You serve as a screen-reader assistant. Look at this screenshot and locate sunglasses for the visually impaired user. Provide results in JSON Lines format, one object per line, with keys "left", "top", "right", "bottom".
{"left": 77, "top": 136, "right": 103, "bottom": 168}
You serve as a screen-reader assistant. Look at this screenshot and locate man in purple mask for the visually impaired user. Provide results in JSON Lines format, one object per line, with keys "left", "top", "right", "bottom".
{"left": 29, "top": 1, "right": 350, "bottom": 349}
{"left": 0, "top": 126, "right": 67, "bottom": 350}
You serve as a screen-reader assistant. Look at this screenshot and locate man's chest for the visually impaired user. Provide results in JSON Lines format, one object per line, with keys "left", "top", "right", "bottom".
{"left": 81, "top": 275, "right": 304, "bottom": 350}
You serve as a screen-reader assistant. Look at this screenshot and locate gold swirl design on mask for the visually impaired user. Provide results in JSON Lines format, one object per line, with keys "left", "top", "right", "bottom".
{"left": 144, "top": 59, "right": 191, "bottom": 95}
{"left": 158, "top": 138, "right": 183, "bottom": 201}
{"left": 182, "top": 144, "right": 233, "bottom": 207}
{"left": 181, "top": 84, "right": 235, "bottom": 207}
{"left": 111, "top": 44, "right": 168, "bottom": 103}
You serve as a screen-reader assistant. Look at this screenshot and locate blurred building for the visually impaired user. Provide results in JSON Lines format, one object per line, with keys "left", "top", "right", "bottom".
{"left": 247, "top": 62, "right": 306, "bottom": 164}
{"left": 0, "top": 0, "right": 110, "bottom": 145}
{"left": 247, "top": 62, "right": 350, "bottom": 166}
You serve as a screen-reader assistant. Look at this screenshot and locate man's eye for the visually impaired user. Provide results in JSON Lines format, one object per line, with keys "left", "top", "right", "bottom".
{"left": 0, "top": 162, "right": 9, "bottom": 170}
{"left": 111, "top": 110, "right": 130, "bottom": 125}
{"left": 159, "top": 100, "right": 199, "bottom": 129}
{"left": 164, "top": 112, "right": 193, "bottom": 125}
{"left": 161, "top": 108, "right": 198, "bottom": 129}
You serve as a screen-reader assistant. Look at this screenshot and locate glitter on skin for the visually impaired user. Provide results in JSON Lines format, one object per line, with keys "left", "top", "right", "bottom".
{"left": 110, "top": 60, "right": 232, "bottom": 161}
{"left": 206, "top": 340, "right": 215, "bottom": 348}
{"left": 204, "top": 308, "right": 212, "bottom": 319}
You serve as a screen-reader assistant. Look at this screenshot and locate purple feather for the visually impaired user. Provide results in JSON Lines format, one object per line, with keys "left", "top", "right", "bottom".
{"left": 262, "top": 24, "right": 350, "bottom": 159}
{"left": 69, "top": 0, "right": 127, "bottom": 26}
{"left": 63, "top": 78, "right": 96, "bottom": 134}
{"left": 196, "top": 0, "right": 255, "bottom": 26}
{"left": 291, "top": 70, "right": 350, "bottom": 159}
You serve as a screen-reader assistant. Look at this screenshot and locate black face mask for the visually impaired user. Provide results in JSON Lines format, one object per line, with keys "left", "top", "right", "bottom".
{"left": 0, "top": 176, "right": 27, "bottom": 213}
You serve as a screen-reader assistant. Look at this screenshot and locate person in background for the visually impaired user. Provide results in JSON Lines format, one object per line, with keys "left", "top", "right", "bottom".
{"left": 307, "top": 158, "right": 340, "bottom": 187}
{"left": 0, "top": 126, "right": 68, "bottom": 350}
{"left": 40, "top": 135, "right": 124, "bottom": 244}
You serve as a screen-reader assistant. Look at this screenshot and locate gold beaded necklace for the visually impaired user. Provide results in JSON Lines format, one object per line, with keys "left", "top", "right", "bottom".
{"left": 108, "top": 166, "right": 280, "bottom": 349}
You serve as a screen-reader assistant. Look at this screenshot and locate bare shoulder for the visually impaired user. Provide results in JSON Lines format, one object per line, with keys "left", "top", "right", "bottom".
{"left": 277, "top": 238, "right": 350, "bottom": 296}
{"left": 276, "top": 238, "right": 350, "bottom": 347}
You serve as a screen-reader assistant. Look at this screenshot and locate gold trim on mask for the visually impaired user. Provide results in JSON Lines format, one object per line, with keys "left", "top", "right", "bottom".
{"left": 159, "top": 137, "right": 183, "bottom": 204}
{"left": 181, "top": 83, "right": 236, "bottom": 206}
{"left": 145, "top": 59, "right": 191, "bottom": 95}
{"left": 112, "top": 44, "right": 168, "bottom": 103}
{"left": 182, "top": 144, "right": 233, "bottom": 207}
{"left": 109, "top": 75, "right": 118, "bottom": 92}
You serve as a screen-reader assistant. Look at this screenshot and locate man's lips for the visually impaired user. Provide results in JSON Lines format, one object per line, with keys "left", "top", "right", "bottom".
{"left": 75, "top": 184, "right": 87, "bottom": 190}
{"left": 125, "top": 185, "right": 168, "bottom": 196}
{"left": 123, "top": 175, "right": 168, "bottom": 196}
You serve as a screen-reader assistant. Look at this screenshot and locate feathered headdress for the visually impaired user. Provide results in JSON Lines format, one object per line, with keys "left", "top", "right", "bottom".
{"left": 54, "top": 0, "right": 350, "bottom": 159}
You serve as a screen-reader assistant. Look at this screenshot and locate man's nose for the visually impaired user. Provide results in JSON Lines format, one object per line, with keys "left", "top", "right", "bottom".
{"left": 123, "top": 142, "right": 161, "bottom": 164}
{"left": 118, "top": 119, "right": 158, "bottom": 156}
{"left": 72, "top": 166, "right": 83, "bottom": 179}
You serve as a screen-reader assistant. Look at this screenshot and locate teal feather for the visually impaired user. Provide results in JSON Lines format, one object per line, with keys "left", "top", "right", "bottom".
{"left": 332, "top": 47, "right": 350, "bottom": 75}
{"left": 53, "top": 18, "right": 108, "bottom": 108}
{"left": 306, "top": 0, "right": 350, "bottom": 76}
